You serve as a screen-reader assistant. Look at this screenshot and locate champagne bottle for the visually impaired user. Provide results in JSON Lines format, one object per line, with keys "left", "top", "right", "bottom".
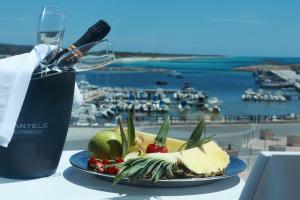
{"left": 34, "top": 19, "right": 111, "bottom": 75}
{"left": 53, "top": 19, "right": 111, "bottom": 65}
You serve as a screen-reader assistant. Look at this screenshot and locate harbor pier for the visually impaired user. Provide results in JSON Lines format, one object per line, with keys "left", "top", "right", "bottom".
{"left": 270, "top": 70, "right": 300, "bottom": 92}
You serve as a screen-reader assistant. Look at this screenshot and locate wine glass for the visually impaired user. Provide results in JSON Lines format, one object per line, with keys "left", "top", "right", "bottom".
{"left": 37, "top": 5, "right": 65, "bottom": 46}
{"left": 56, "top": 39, "right": 115, "bottom": 72}
{"left": 37, "top": 5, "right": 65, "bottom": 74}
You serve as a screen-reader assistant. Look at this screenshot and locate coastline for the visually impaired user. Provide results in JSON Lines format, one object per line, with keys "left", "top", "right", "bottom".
{"left": 115, "top": 55, "right": 223, "bottom": 63}
{"left": 98, "top": 66, "right": 171, "bottom": 73}
{"left": 234, "top": 64, "right": 300, "bottom": 72}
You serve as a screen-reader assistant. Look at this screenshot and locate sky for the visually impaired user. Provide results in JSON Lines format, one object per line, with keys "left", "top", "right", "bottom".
{"left": 0, "top": 0, "right": 300, "bottom": 57}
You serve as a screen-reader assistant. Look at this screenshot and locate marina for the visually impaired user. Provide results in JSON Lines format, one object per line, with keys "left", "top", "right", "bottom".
{"left": 71, "top": 82, "right": 300, "bottom": 127}
{"left": 71, "top": 80, "right": 223, "bottom": 126}
{"left": 241, "top": 68, "right": 300, "bottom": 103}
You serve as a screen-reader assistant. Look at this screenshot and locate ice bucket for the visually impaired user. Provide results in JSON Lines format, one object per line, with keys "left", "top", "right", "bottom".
{"left": 0, "top": 71, "right": 75, "bottom": 179}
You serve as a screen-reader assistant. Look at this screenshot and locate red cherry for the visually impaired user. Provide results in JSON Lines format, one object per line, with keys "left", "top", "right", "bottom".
{"left": 107, "top": 166, "right": 119, "bottom": 175}
{"left": 88, "top": 157, "right": 98, "bottom": 166}
{"left": 146, "top": 144, "right": 159, "bottom": 153}
{"left": 115, "top": 158, "right": 124, "bottom": 163}
{"left": 159, "top": 146, "right": 168, "bottom": 153}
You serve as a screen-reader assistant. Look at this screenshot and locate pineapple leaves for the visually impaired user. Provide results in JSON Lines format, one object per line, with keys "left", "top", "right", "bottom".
{"left": 154, "top": 116, "right": 170, "bottom": 147}
{"left": 182, "top": 120, "right": 215, "bottom": 150}
{"left": 185, "top": 119, "right": 205, "bottom": 150}
{"left": 199, "top": 135, "right": 215, "bottom": 146}
{"left": 117, "top": 110, "right": 136, "bottom": 157}
{"left": 127, "top": 110, "right": 136, "bottom": 148}
{"left": 118, "top": 119, "right": 128, "bottom": 157}
{"left": 113, "top": 157, "right": 175, "bottom": 185}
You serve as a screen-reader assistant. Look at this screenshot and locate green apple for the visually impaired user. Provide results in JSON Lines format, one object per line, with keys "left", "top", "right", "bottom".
{"left": 88, "top": 130, "right": 122, "bottom": 160}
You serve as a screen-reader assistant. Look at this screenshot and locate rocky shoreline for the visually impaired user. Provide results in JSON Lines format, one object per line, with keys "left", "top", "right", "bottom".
{"left": 234, "top": 64, "right": 300, "bottom": 72}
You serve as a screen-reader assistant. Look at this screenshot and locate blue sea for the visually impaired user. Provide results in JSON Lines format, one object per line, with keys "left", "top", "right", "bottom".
{"left": 77, "top": 56, "right": 300, "bottom": 115}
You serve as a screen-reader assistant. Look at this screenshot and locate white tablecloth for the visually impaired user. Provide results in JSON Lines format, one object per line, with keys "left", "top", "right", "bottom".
{"left": 0, "top": 150, "right": 245, "bottom": 200}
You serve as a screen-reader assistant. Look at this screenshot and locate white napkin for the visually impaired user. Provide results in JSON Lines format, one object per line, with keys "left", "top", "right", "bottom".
{"left": 73, "top": 83, "right": 83, "bottom": 109}
{"left": 0, "top": 44, "right": 82, "bottom": 147}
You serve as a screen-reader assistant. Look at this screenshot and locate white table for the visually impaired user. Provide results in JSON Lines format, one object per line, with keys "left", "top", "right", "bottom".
{"left": 0, "top": 150, "right": 245, "bottom": 200}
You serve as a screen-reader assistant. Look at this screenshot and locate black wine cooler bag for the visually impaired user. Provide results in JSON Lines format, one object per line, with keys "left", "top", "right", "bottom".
{"left": 0, "top": 71, "right": 75, "bottom": 179}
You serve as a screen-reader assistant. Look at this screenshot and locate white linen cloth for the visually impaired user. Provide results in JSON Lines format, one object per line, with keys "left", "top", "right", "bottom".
{"left": 240, "top": 151, "right": 300, "bottom": 200}
{"left": 0, "top": 45, "right": 83, "bottom": 147}
{"left": 0, "top": 150, "right": 245, "bottom": 200}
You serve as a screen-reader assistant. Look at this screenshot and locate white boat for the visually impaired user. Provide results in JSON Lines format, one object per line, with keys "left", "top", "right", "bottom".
{"left": 244, "top": 88, "right": 256, "bottom": 95}
{"left": 280, "top": 96, "right": 286, "bottom": 101}
{"left": 134, "top": 102, "right": 143, "bottom": 111}
{"left": 117, "top": 101, "right": 127, "bottom": 111}
{"left": 126, "top": 103, "right": 134, "bottom": 110}
{"left": 178, "top": 104, "right": 184, "bottom": 112}
{"left": 91, "top": 122, "right": 99, "bottom": 127}
{"left": 87, "top": 114, "right": 96, "bottom": 121}
{"left": 152, "top": 103, "right": 160, "bottom": 111}
{"left": 104, "top": 123, "right": 117, "bottom": 128}
{"left": 161, "top": 104, "right": 169, "bottom": 112}
{"left": 162, "top": 97, "right": 172, "bottom": 104}
{"left": 178, "top": 100, "right": 190, "bottom": 112}
{"left": 195, "top": 92, "right": 206, "bottom": 101}
{"left": 173, "top": 91, "right": 183, "bottom": 99}
{"left": 241, "top": 94, "right": 250, "bottom": 101}
{"left": 263, "top": 94, "right": 269, "bottom": 101}
{"left": 211, "top": 105, "right": 221, "bottom": 113}
{"left": 100, "top": 110, "right": 109, "bottom": 118}
{"left": 269, "top": 95, "right": 275, "bottom": 101}
{"left": 207, "top": 97, "right": 222, "bottom": 105}
{"left": 204, "top": 104, "right": 221, "bottom": 113}
{"left": 76, "top": 119, "right": 89, "bottom": 126}
{"left": 142, "top": 103, "right": 152, "bottom": 112}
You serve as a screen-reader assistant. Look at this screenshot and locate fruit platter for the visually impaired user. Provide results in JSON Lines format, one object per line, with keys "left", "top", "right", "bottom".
{"left": 70, "top": 111, "right": 246, "bottom": 187}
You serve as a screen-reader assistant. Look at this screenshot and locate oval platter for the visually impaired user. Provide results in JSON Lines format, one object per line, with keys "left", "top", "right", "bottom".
{"left": 69, "top": 150, "right": 246, "bottom": 187}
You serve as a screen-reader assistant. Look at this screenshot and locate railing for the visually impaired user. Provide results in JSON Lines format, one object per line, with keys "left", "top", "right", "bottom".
{"left": 131, "top": 114, "right": 300, "bottom": 125}
{"left": 69, "top": 113, "right": 300, "bottom": 127}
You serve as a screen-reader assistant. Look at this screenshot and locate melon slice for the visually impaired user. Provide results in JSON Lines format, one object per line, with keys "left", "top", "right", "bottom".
{"left": 115, "top": 127, "right": 185, "bottom": 152}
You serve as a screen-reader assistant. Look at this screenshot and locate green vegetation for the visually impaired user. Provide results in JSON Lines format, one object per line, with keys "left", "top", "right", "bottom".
{"left": 0, "top": 43, "right": 33, "bottom": 55}
{"left": 0, "top": 43, "right": 224, "bottom": 58}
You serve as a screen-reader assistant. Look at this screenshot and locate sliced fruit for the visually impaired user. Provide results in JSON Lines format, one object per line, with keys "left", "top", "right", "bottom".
{"left": 114, "top": 141, "right": 230, "bottom": 184}
{"left": 92, "top": 114, "right": 230, "bottom": 185}
{"left": 115, "top": 128, "right": 185, "bottom": 152}
{"left": 125, "top": 141, "right": 229, "bottom": 175}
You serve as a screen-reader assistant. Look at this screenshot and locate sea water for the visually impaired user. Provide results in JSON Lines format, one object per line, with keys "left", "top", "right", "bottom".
{"left": 78, "top": 56, "right": 300, "bottom": 115}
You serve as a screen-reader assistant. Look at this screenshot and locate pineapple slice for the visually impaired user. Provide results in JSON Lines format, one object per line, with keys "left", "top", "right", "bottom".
{"left": 125, "top": 140, "right": 229, "bottom": 175}
{"left": 176, "top": 141, "right": 229, "bottom": 174}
